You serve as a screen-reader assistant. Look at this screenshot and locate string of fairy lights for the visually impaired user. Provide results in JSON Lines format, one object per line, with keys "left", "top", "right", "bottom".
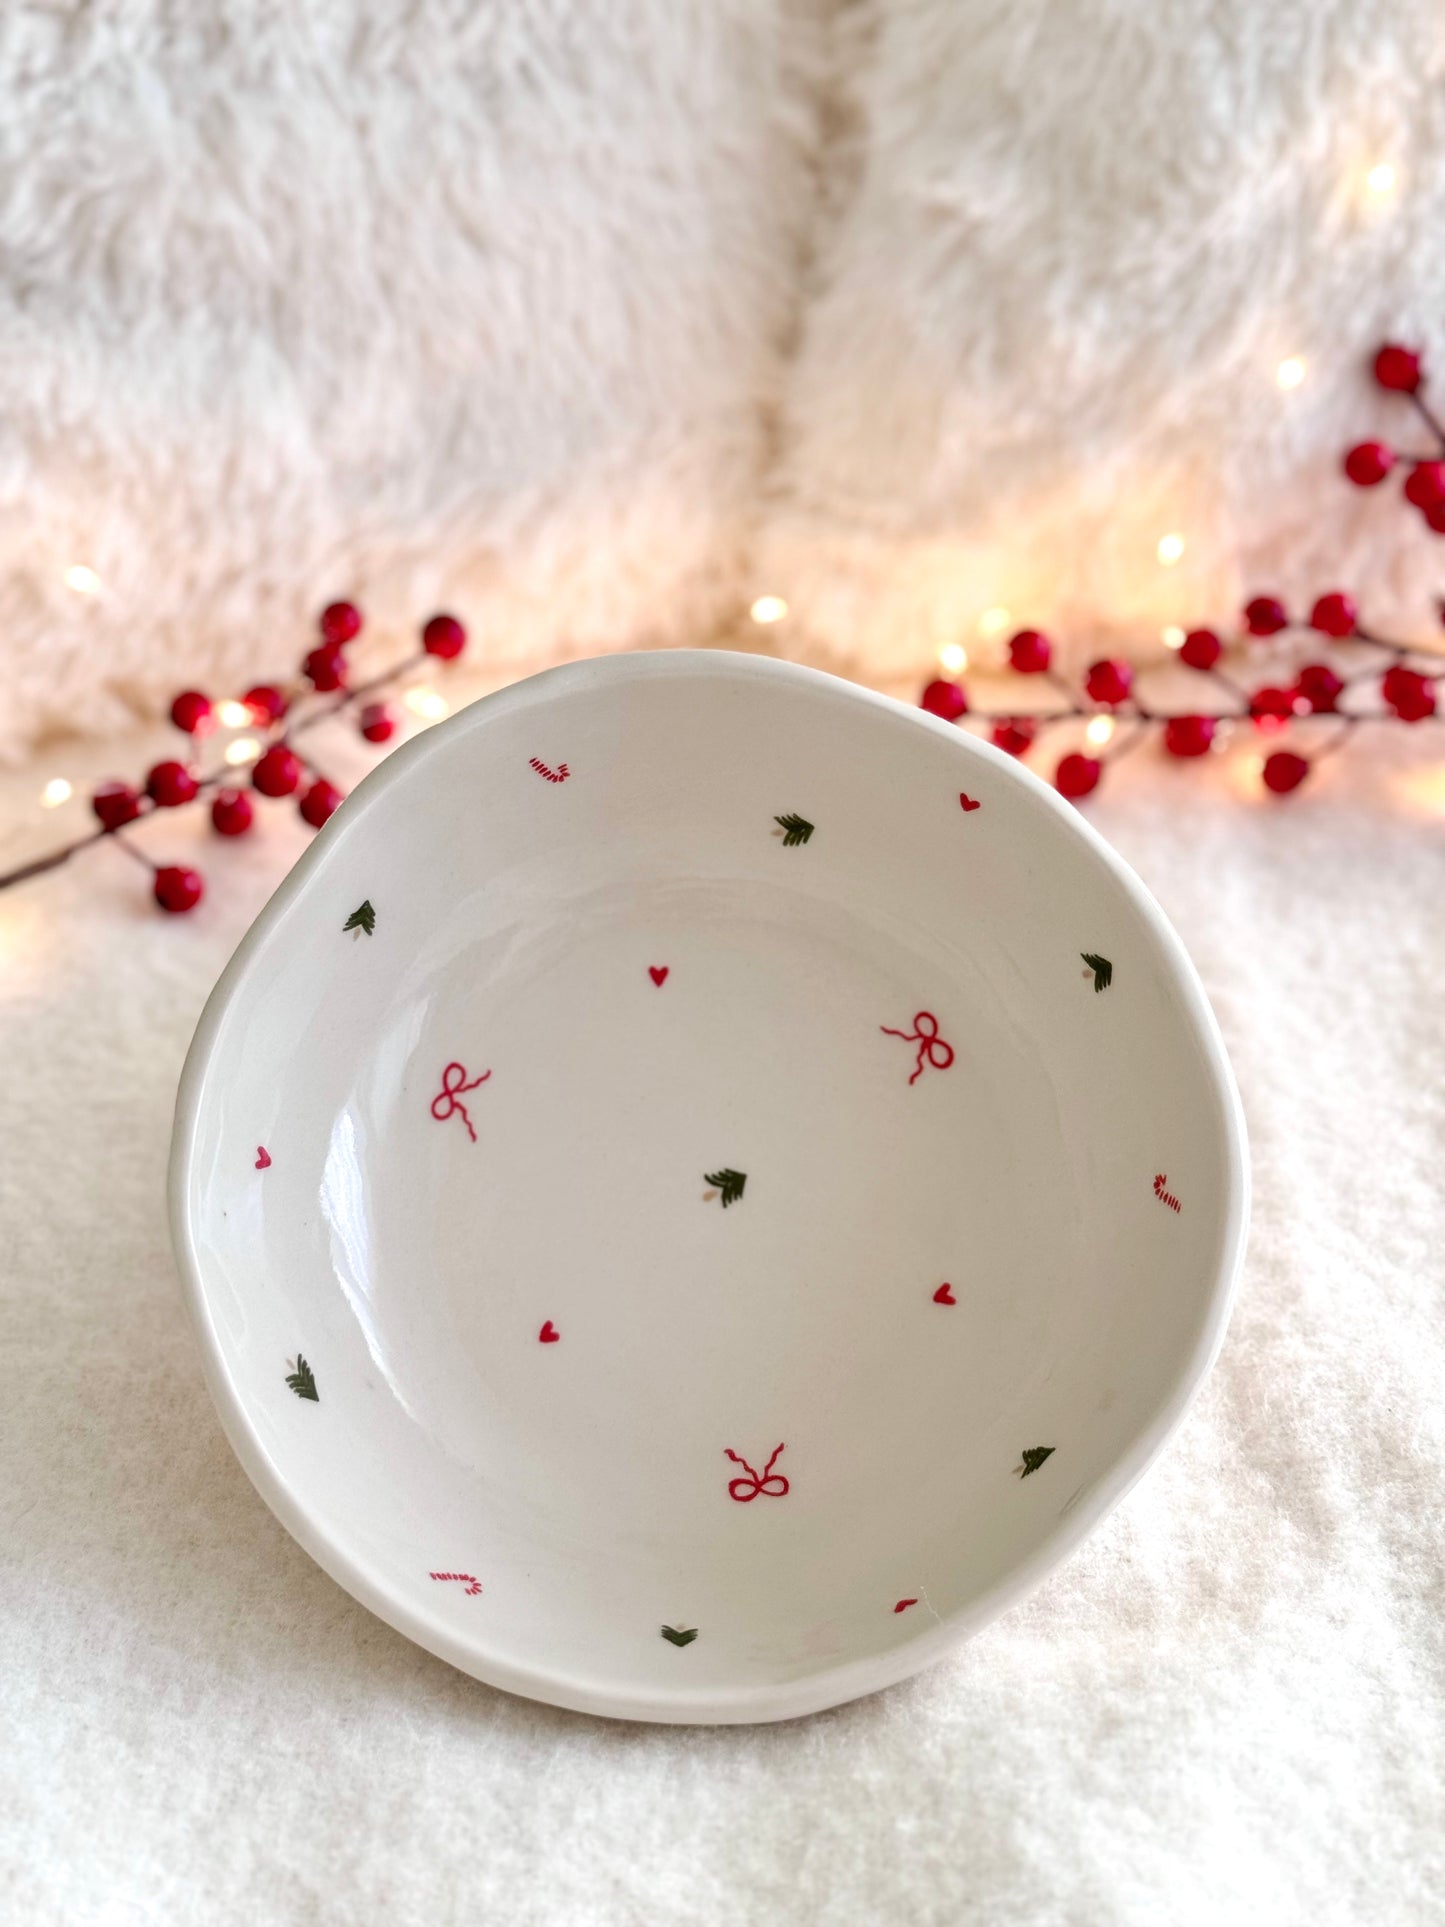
{"left": 5, "top": 307, "right": 1442, "bottom": 908}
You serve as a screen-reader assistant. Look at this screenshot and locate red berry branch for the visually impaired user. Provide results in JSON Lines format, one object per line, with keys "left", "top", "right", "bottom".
{"left": 915, "top": 340, "right": 1445, "bottom": 800}
{"left": 0, "top": 602, "right": 469, "bottom": 912}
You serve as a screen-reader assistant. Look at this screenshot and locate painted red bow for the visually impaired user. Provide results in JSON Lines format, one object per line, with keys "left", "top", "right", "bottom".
{"left": 880, "top": 1010, "right": 955, "bottom": 1085}
{"left": 724, "top": 1443, "right": 789, "bottom": 1502}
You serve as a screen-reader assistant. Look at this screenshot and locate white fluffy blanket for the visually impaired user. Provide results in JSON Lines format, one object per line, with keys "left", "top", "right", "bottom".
{"left": 4, "top": 0, "right": 1444, "bottom": 756}
{"left": 2, "top": 710, "right": 1441, "bottom": 1923}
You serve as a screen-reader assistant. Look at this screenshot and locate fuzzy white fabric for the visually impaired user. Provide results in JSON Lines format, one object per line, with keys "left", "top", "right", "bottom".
{"left": 2, "top": 708, "right": 1442, "bottom": 1924}
{"left": 0, "top": 2, "right": 821, "bottom": 756}
{"left": 762, "top": 0, "right": 1445, "bottom": 678}
{"left": 6, "top": 1, "right": 1445, "bottom": 758}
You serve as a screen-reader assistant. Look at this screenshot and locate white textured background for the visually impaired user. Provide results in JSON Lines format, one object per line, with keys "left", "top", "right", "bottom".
{"left": 3, "top": 721, "right": 1443, "bottom": 1924}
{"left": 4, "top": 6, "right": 1445, "bottom": 1921}
{"left": 4, "top": 0, "right": 1445, "bottom": 754}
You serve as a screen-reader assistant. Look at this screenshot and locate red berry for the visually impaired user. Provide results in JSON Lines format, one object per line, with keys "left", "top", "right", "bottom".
{"left": 169, "top": 689, "right": 213, "bottom": 735}
{"left": 91, "top": 780, "right": 143, "bottom": 831}
{"left": 319, "top": 601, "right": 362, "bottom": 646}
{"left": 1381, "top": 666, "right": 1437, "bottom": 721}
{"left": 1083, "top": 658, "right": 1132, "bottom": 706}
{"left": 1373, "top": 343, "right": 1422, "bottom": 393}
{"left": 359, "top": 702, "right": 397, "bottom": 744}
{"left": 1295, "top": 663, "right": 1344, "bottom": 713}
{"left": 1343, "top": 440, "right": 1395, "bottom": 487}
{"left": 1425, "top": 501, "right": 1445, "bottom": 535}
{"left": 252, "top": 745, "right": 301, "bottom": 797}
{"left": 1244, "top": 596, "right": 1288, "bottom": 636}
{"left": 299, "top": 778, "right": 343, "bottom": 828}
{"left": 422, "top": 612, "right": 467, "bottom": 660}
{"left": 302, "top": 644, "right": 348, "bottom": 692}
{"left": 145, "top": 759, "right": 199, "bottom": 807}
{"left": 211, "top": 787, "right": 254, "bottom": 836}
{"left": 1179, "top": 628, "right": 1223, "bottom": 672}
{"left": 243, "top": 683, "right": 289, "bottom": 724}
{"left": 1396, "top": 686, "right": 1437, "bottom": 722}
{"left": 1308, "top": 592, "right": 1356, "bottom": 637}
{"left": 991, "top": 719, "right": 1035, "bottom": 757}
{"left": 1163, "top": 715, "right": 1216, "bottom": 758}
{"left": 920, "top": 678, "right": 968, "bottom": 721}
{"left": 1055, "top": 753, "right": 1102, "bottom": 799}
{"left": 1262, "top": 751, "right": 1310, "bottom": 795}
{"left": 1007, "top": 629, "right": 1052, "bottom": 674}
{"left": 154, "top": 865, "right": 204, "bottom": 913}
{"left": 1403, "top": 462, "right": 1445, "bottom": 512}
{"left": 1249, "top": 685, "right": 1300, "bottom": 730}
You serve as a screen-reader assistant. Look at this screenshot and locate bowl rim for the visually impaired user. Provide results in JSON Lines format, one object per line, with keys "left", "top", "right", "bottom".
{"left": 169, "top": 647, "right": 1250, "bottom": 1724}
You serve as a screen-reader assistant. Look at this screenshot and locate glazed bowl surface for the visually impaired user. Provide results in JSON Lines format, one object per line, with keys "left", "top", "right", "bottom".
{"left": 171, "top": 650, "right": 1247, "bottom": 1723}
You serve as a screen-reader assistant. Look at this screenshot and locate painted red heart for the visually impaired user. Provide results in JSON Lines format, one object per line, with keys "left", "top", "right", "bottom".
{"left": 648, "top": 965, "right": 669, "bottom": 986}
{"left": 894, "top": 1598, "right": 919, "bottom": 1613}
{"left": 958, "top": 793, "right": 981, "bottom": 812}
{"left": 538, "top": 1320, "right": 560, "bottom": 1344}
{"left": 255, "top": 1147, "right": 271, "bottom": 1170}
{"left": 932, "top": 1282, "right": 955, "bottom": 1305}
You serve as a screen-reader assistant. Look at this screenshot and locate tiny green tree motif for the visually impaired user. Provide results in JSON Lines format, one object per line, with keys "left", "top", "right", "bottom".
{"left": 1081, "top": 952, "right": 1112, "bottom": 992}
{"left": 285, "top": 1355, "right": 319, "bottom": 1402}
{"left": 1016, "top": 1446, "right": 1054, "bottom": 1478}
{"left": 773, "top": 813, "right": 814, "bottom": 847}
{"left": 704, "top": 1169, "right": 747, "bottom": 1207}
{"left": 660, "top": 1625, "right": 699, "bottom": 1646}
{"left": 344, "top": 900, "right": 376, "bottom": 936}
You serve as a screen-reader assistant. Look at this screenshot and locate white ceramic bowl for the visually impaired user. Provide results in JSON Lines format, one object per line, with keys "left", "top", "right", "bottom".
{"left": 171, "top": 651, "right": 1247, "bottom": 1723}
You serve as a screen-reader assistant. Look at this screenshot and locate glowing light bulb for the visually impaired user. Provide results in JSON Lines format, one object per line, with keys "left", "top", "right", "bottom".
{"left": 750, "top": 595, "right": 788, "bottom": 625}
{"left": 1276, "top": 357, "right": 1306, "bottom": 390}
{"left": 406, "top": 687, "right": 449, "bottom": 721}
{"left": 1085, "top": 716, "right": 1115, "bottom": 748}
{"left": 938, "top": 641, "right": 969, "bottom": 674}
{"left": 1162, "top": 625, "right": 1186, "bottom": 649}
{"left": 65, "top": 565, "right": 100, "bottom": 595}
{"left": 224, "top": 736, "right": 260, "bottom": 766}
{"left": 1367, "top": 163, "right": 1396, "bottom": 196}
{"left": 217, "top": 699, "right": 251, "bottom": 729}
{"left": 1156, "top": 533, "right": 1185, "bottom": 567}
{"left": 40, "top": 778, "right": 72, "bottom": 808}
{"left": 977, "top": 606, "right": 1012, "bottom": 637}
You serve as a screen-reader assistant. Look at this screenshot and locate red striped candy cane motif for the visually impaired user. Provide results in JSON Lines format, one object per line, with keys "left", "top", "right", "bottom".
{"left": 1153, "top": 1173, "right": 1181, "bottom": 1213}
{"left": 528, "top": 758, "right": 570, "bottom": 783}
{"left": 430, "top": 1571, "right": 482, "bottom": 1595}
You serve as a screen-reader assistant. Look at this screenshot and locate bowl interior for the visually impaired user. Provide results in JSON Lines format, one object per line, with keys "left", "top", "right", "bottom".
{"left": 173, "top": 652, "right": 1244, "bottom": 1722}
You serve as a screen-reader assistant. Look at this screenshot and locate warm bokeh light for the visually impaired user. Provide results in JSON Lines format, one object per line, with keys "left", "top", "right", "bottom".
{"left": 1276, "top": 357, "right": 1306, "bottom": 390}
{"left": 977, "top": 606, "right": 1012, "bottom": 637}
{"left": 1085, "top": 717, "right": 1115, "bottom": 748}
{"left": 224, "top": 736, "right": 261, "bottom": 766}
{"left": 65, "top": 565, "right": 100, "bottom": 595}
{"left": 749, "top": 595, "right": 788, "bottom": 625}
{"left": 1162, "top": 625, "right": 1186, "bottom": 649}
{"left": 40, "top": 778, "right": 72, "bottom": 808}
{"left": 1156, "top": 533, "right": 1185, "bottom": 566}
{"left": 406, "top": 687, "right": 449, "bottom": 721}
{"left": 217, "top": 699, "right": 252, "bottom": 729}
{"left": 937, "top": 641, "right": 968, "bottom": 674}
{"left": 1367, "top": 162, "right": 1396, "bottom": 196}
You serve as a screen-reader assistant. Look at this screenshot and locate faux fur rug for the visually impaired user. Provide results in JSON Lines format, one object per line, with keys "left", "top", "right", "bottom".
{"left": 4, "top": 1, "right": 1445, "bottom": 760}
{"left": 3, "top": 712, "right": 1442, "bottom": 1924}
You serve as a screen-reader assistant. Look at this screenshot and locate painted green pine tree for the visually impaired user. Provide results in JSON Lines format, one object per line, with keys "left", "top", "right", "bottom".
{"left": 285, "top": 1355, "right": 319, "bottom": 1402}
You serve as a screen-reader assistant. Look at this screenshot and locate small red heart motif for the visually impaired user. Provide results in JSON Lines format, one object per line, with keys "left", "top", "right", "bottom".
{"left": 538, "top": 1321, "right": 560, "bottom": 1344}
{"left": 255, "top": 1147, "right": 271, "bottom": 1170}
{"left": 894, "top": 1598, "right": 919, "bottom": 1613}
{"left": 648, "top": 965, "right": 669, "bottom": 986}
{"left": 958, "top": 793, "right": 981, "bottom": 813}
{"left": 932, "top": 1282, "right": 955, "bottom": 1305}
